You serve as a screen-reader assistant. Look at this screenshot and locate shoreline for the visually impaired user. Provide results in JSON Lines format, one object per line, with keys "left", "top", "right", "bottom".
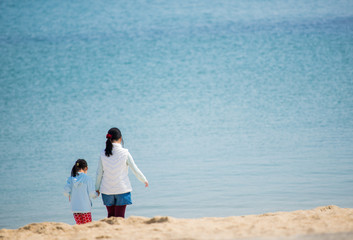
{"left": 1, "top": 205, "right": 353, "bottom": 240}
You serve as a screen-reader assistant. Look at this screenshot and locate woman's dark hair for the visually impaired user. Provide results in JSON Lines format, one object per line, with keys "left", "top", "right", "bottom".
{"left": 105, "top": 127, "right": 124, "bottom": 157}
{"left": 71, "top": 159, "right": 88, "bottom": 177}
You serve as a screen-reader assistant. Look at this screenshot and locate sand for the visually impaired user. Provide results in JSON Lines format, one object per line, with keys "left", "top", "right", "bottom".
{"left": 1, "top": 205, "right": 353, "bottom": 240}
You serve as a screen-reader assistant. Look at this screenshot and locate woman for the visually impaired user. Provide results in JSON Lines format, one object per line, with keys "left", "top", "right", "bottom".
{"left": 96, "top": 127, "right": 148, "bottom": 218}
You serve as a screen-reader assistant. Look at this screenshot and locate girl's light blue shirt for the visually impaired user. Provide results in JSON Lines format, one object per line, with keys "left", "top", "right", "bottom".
{"left": 64, "top": 172, "right": 98, "bottom": 213}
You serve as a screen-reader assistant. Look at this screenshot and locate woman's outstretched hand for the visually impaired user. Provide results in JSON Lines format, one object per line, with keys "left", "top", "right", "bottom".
{"left": 145, "top": 181, "right": 149, "bottom": 187}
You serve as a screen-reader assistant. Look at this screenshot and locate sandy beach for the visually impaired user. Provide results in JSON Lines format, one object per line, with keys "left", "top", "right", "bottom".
{"left": 1, "top": 205, "right": 352, "bottom": 240}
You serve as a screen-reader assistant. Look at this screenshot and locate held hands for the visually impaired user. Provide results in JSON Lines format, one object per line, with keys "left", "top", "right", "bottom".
{"left": 96, "top": 190, "right": 100, "bottom": 196}
{"left": 145, "top": 181, "right": 149, "bottom": 187}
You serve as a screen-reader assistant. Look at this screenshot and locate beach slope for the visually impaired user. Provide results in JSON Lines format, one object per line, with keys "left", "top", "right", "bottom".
{"left": 1, "top": 205, "right": 353, "bottom": 240}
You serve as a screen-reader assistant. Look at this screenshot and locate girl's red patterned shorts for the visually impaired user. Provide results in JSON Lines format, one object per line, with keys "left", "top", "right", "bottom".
{"left": 73, "top": 212, "right": 92, "bottom": 224}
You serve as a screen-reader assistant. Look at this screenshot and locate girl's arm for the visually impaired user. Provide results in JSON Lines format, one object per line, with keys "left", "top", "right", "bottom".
{"left": 88, "top": 176, "right": 99, "bottom": 199}
{"left": 126, "top": 153, "right": 148, "bottom": 187}
{"left": 95, "top": 157, "right": 103, "bottom": 192}
{"left": 63, "top": 178, "right": 72, "bottom": 198}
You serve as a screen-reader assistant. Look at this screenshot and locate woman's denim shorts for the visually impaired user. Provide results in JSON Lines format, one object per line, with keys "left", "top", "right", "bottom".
{"left": 102, "top": 192, "right": 132, "bottom": 206}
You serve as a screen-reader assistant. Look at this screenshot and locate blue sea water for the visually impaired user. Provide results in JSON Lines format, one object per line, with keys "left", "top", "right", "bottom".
{"left": 1, "top": 0, "right": 353, "bottom": 229}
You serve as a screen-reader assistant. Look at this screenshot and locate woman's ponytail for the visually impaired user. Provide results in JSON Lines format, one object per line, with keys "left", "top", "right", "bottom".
{"left": 105, "top": 128, "right": 122, "bottom": 157}
{"left": 105, "top": 138, "right": 113, "bottom": 157}
{"left": 71, "top": 159, "right": 88, "bottom": 177}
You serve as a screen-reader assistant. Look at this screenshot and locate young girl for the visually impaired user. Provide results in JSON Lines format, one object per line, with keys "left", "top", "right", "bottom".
{"left": 64, "top": 159, "right": 98, "bottom": 224}
{"left": 95, "top": 127, "right": 148, "bottom": 218}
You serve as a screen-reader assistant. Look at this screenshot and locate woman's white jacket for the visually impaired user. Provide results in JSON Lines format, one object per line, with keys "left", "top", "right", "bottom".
{"left": 96, "top": 143, "right": 147, "bottom": 194}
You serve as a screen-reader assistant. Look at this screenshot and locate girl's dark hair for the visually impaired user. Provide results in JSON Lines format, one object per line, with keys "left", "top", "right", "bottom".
{"left": 71, "top": 159, "right": 88, "bottom": 177}
{"left": 105, "top": 127, "right": 124, "bottom": 157}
